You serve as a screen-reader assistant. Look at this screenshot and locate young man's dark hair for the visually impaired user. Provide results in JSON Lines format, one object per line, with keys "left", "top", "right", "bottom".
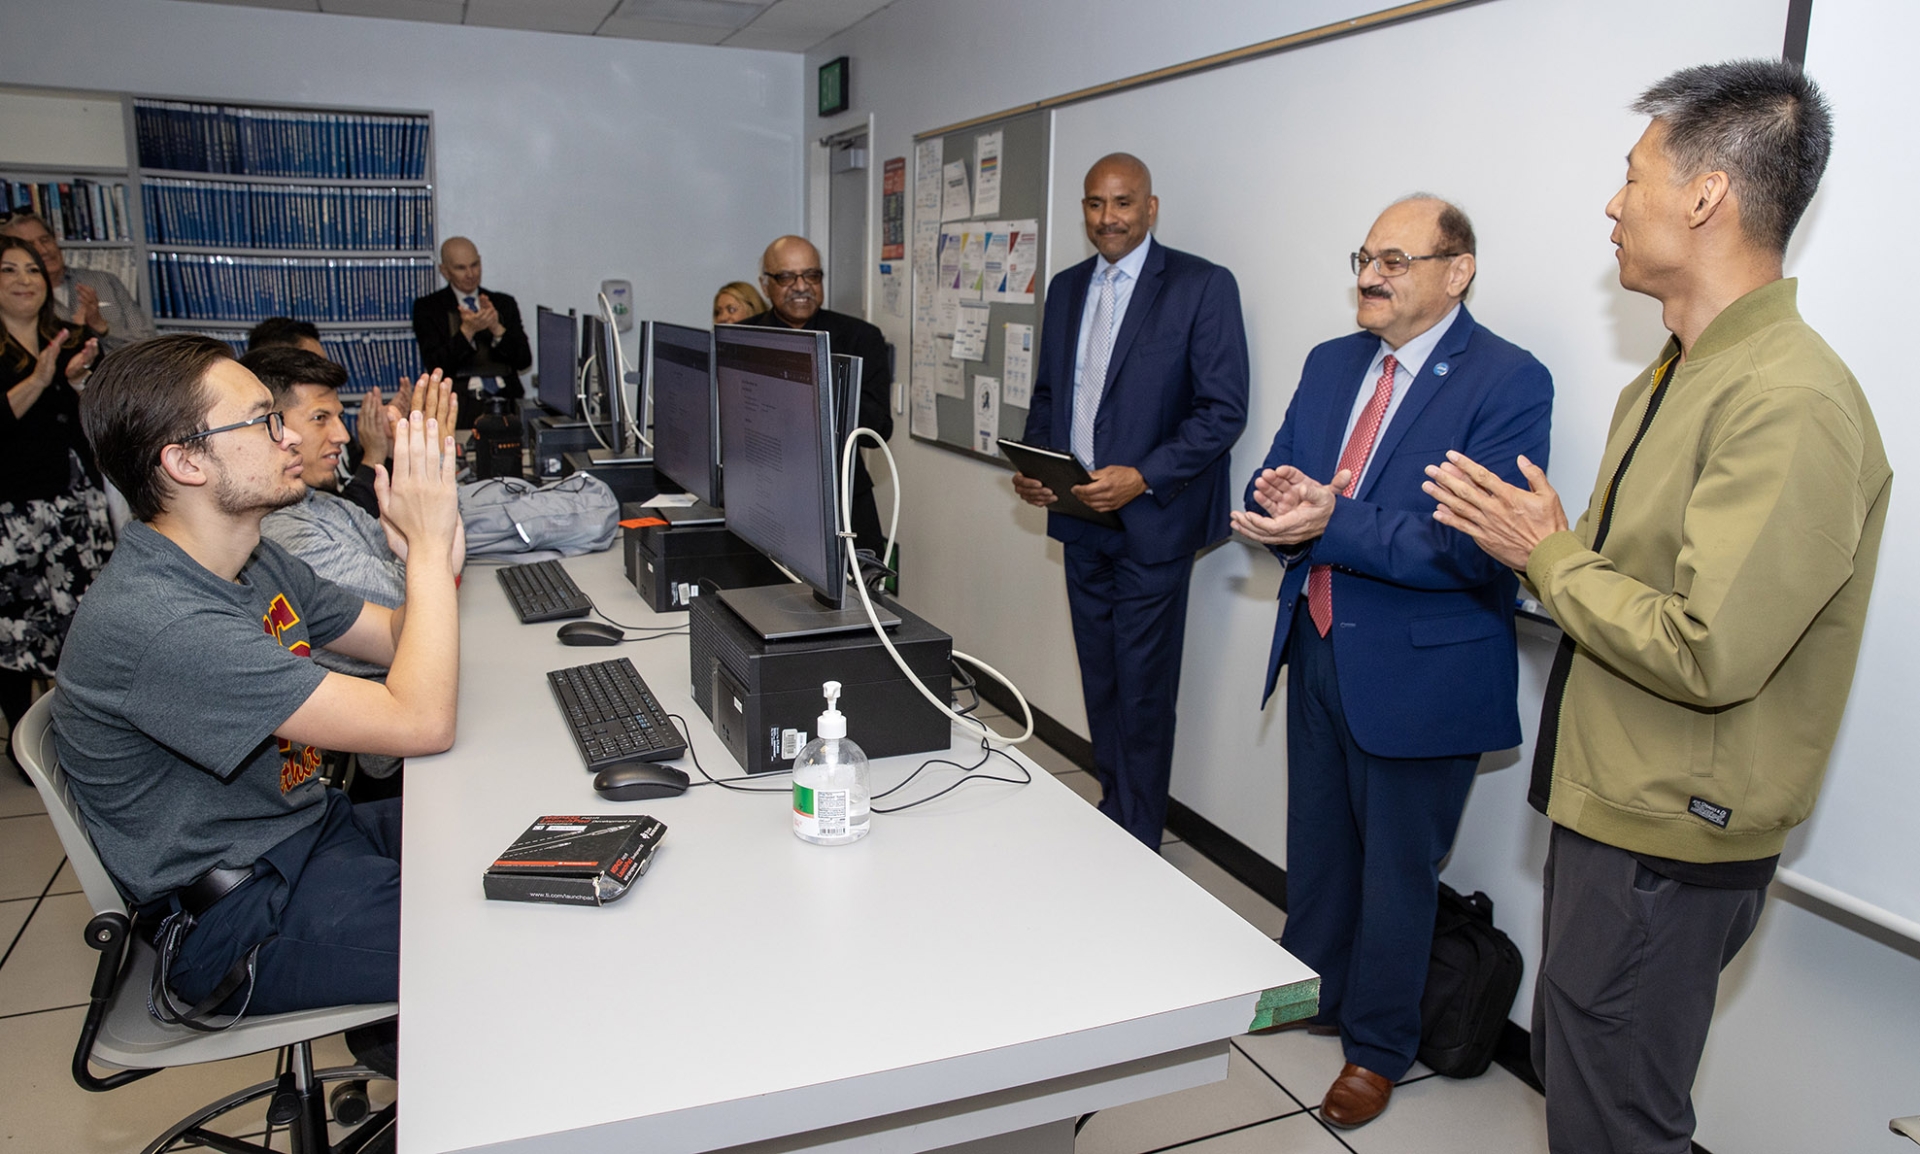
{"left": 80, "top": 333, "right": 232, "bottom": 522}
{"left": 1632, "top": 58, "right": 1832, "bottom": 253}
{"left": 240, "top": 345, "right": 348, "bottom": 402}
{"left": 246, "top": 316, "right": 324, "bottom": 352}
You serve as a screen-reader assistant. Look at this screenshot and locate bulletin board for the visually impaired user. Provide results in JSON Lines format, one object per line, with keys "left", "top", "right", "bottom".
{"left": 906, "top": 108, "right": 1050, "bottom": 463}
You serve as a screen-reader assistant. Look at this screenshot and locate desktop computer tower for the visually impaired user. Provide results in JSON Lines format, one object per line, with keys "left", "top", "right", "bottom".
{"left": 624, "top": 516, "right": 787, "bottom": 612}
{"left": 563, "top": 454, "right": 662, "bottom": 504}
{"left": 526, "top": 416, "right": 601, "bottom": 480}
{"left": 688, "top": 591, "right": 952, "bottom": 775}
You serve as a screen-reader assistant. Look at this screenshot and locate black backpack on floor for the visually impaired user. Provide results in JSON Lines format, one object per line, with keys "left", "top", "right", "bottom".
{"left": 1417, "top": 884, "right": 1524, "bottom": 1078}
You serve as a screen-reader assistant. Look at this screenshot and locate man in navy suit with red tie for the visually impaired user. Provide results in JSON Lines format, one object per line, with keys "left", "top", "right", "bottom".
{"left": 1014, "top": 153, "right": 1249, "bottom": 850}
{"left": 1231, "top": 197, "right": 1552, "bottom": 1129}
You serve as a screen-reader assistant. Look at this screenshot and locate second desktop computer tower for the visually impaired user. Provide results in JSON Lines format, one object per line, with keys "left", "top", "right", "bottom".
{"left": 624, "top": 517, "right": 787, "bottom": 612}
{"left": 526, "top": 415, "right": 602, "bottom": 480}
{"left": 688, "top": 591, "right": 952, "bottom": 775}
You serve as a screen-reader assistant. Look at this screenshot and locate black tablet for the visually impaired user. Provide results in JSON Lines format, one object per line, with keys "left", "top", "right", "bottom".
{"left": 998, "top": 439, "right": 1123, "bottom": 529}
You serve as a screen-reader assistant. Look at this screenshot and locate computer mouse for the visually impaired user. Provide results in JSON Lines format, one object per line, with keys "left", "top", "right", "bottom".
{"left": 593, "top": 762, "right": 691, "bottom": 801}
{"left": 557, "top": 621, "right": 626, "bottom": 646}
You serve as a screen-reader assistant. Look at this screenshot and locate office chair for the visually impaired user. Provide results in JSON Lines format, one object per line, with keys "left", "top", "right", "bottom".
{"left": 12, "top": 689, "right": 399, "bottom": 1154}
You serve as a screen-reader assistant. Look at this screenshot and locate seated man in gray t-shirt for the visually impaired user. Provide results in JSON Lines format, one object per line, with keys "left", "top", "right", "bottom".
{"left": 53, "top": 335, "right": 461, "bottom": 1025}
{"left": 246, "top": 347, "right": 462, "bottom": 791}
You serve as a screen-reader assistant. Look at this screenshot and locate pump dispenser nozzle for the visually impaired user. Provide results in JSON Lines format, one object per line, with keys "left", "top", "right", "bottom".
{"left": 817, "top": 681, "right": 847, "bottom": 740}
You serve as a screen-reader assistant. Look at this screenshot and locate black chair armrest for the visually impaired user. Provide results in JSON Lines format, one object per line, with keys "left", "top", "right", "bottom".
{"left": 73, "top": 911, "right": 158, "bottom": 1092}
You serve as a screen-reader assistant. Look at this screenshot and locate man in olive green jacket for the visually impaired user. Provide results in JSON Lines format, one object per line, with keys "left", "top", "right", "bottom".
{"left": 1427, "top": 61, "right": 1887, "bottom": 1154}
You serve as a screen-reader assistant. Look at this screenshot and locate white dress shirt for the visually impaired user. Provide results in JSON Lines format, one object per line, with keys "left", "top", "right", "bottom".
{"left": 1338, "top": 303, "right": 1461, "bottom": 492}
{"left": 1073, "top": 234, "right": 1154, "bottom": 398}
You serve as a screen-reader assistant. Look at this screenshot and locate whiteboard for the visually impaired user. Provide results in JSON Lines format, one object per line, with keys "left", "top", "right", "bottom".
{"left": 1774, "top": 0, "right": 1920, "bottom": 933}
{"left": 1045, "top": 0, "right": 1920, "bottom": 925}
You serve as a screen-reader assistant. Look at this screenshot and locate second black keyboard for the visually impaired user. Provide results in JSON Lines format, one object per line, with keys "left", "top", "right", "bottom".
{"left": 498, "top": 559, "right": 593, "bottom": 623}
{"left": 548, "top": 658, "right": 687, "bottom": 771}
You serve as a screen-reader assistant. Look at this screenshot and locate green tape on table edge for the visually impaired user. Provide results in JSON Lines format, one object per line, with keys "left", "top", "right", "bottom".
{"left": 1247, "top": 978, "right": 1321, "bottom": 1033}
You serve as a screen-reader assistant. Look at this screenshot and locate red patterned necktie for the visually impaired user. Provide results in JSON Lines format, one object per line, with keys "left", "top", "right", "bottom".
{"left": 1306, "top": 354, "right": 1397, "bottom": 637}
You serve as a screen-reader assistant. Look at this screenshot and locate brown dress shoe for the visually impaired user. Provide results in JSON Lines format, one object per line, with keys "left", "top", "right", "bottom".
{"left": 1320, "top": 1062, "right": 1393, "bottom": 1129}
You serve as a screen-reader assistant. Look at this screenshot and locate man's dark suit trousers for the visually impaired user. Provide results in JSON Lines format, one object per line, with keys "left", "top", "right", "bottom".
{"left": 1282, "top": 600, "right": 1477, "bottom": 1080}
{"left": 1063, "top": 540, "right": 1194, "bottom": 850}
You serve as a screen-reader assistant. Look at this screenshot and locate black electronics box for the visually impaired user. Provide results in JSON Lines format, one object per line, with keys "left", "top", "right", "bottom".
{"left": 689, "top": 590, "right": 952, "bottom": 775}
{"left": 482, "top": 814, "right": 666, "bottom": 906}
{"left": 622, "top": 510, "right": 787, "bottom": 612}
{"left": 563, "top": 454, "right": 663, "bottom": 504}
{"left": 526, "top": 416, "right": 601, "bottom": 480}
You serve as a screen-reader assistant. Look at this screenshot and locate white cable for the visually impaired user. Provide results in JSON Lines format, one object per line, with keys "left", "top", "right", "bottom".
{"left": 599, "top": 291, "right": 650, "bottom": 455}
{"left": 576, "top": 352, "right": 611, "bottom": 452}
{"left": 839, "top": 426, "right": 1034, "bottom": 746}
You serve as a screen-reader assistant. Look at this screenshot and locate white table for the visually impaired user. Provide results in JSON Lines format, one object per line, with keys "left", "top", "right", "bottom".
{"left": 399, "top": 551, "right": 1316, "bottom": 1153}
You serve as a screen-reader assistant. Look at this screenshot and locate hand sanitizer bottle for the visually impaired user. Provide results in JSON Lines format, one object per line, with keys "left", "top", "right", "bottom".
{"left": 792, "top": 681, "right": 870, "bottom": 845}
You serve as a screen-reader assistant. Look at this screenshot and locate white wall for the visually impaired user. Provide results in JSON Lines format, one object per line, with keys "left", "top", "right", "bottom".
{"left": 0, "top": 0, "right": 803, "bottom": 353}
{"left": 808, "top": 2, "right": 1920, "bottom": 1152}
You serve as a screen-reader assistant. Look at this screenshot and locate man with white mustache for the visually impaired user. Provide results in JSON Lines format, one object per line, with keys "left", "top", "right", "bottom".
{"left": 1234, "top": 195, "right": 1552, "bottom": 1129}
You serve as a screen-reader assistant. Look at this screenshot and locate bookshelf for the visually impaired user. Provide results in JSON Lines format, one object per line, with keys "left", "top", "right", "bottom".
{"left": 1, "top": 87, "right": 437, "bottom": 411}
{"left": 0, "top": 86, "right": 146, "bottom": 310}
{"left": 131, "top": 97, "right": 438, "bottom": 407}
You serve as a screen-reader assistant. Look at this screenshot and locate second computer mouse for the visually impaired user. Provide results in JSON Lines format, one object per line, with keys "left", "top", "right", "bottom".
{"left": 593, "top": 762, "right": 691, "bottom": 801}
{"left": 557, "top": 621, "right": 626, "bottom": 646}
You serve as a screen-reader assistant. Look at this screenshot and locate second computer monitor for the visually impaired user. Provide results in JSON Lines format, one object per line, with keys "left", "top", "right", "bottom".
{"left": 650, "top": 322, "right": 720, "bottom": 507}
{"left": 715, "top": 324, "right": 842, "bottom": 608}
{"left": 535, "top": 306, "right": 579, "bottom": 418}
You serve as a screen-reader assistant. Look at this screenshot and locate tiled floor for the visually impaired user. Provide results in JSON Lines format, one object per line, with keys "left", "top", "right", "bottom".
{"left": 0, "top": 711, "right": 1546, "bottom": 1152}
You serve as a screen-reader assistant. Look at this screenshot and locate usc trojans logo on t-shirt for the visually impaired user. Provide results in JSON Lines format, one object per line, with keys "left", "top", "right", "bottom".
{"left": 262, "top": 594, "right": 323, "bottom": 793}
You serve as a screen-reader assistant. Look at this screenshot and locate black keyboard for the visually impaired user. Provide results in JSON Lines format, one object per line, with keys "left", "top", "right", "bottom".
{"left": 498, "top": 560, "right": 593, "bottom": 623}
{"left": 548, "top": 658, "right": 687, "bottom": 771}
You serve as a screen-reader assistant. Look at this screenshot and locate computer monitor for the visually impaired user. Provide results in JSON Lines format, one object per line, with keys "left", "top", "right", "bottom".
{"left": 650, "top": 322, "right": 720, "bottom": 507}
{"left": 713, "top": 325, "right": 897, "bottom": 639}
{"left": 579, "top": 312, "right": 631, "bottom": 455}
{"left": 828, "top": 352, "right": 862, "bottom": 496}
{"left": 535, "top": 307, "right": 578, "bottom": 418}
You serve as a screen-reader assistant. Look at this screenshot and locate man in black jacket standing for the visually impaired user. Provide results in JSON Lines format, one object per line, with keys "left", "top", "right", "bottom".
{"left": 411, "top": 236, "right": 531, "bottom": 428}
{"left": 739, "top": 235, "right": 894, "bottom": 558}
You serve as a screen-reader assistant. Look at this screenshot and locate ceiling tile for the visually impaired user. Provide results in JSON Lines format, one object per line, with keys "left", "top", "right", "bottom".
{"left": 740, "top": 0, "right": 887, "bottom": 35}
{"left": 180, "top": 0, "right": 321, "bottom": 10}
{"left": 598, "top": 16, "right": 732, "bottom": 44}
{"left": 464, "top": 0, "right": 621, "bottom": 34}
{"left": 613, "top": 0, "right": 766, "bottom": 30}
{"left": 320, "top": 0, "right": 461, "bottom": 20}
{"left": 718, "top": 25, "right": 816, "bottom": 51}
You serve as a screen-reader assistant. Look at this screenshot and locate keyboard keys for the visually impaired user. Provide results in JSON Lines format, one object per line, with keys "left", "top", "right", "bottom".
{"left": 498, "top": 560, "right": 593, "bottom": 623}
{"left": 547, "top": 658, "right": 687, "bottom": 772}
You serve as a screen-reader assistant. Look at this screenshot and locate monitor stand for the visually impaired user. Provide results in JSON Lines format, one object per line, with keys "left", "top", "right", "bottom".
{"left": 719, "top": 582, "right": 899, "bottom": 641}
{"left": 588, "top": 447, "right": 652, "bottom": 466}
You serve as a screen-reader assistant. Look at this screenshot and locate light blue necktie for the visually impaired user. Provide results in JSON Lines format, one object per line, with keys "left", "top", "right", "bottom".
{"left": 1071, "top": 266, "right": 1121, "bottom": 468}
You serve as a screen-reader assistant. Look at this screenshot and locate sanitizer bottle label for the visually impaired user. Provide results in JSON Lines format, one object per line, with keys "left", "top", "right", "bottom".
{"left": 793, "top": 783, "right": 851, "bottom": 840}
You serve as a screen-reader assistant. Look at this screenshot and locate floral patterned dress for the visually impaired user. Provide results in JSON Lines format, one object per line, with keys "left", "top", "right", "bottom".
{"left": 0, "top": 340, "right": 114, "bottom": 679}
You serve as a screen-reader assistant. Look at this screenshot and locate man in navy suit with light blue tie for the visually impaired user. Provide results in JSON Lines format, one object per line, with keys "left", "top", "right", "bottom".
{"left": 1231, "top": 196, "right": 1552, "bottom": 1129}
{"left": 1014, "top": 153, "right": 1249, "bottom": 850}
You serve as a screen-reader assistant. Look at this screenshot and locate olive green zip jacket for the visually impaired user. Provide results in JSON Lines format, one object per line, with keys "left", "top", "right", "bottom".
{"left": 1525, "top": 278, "right": 1890, "bottom": 863}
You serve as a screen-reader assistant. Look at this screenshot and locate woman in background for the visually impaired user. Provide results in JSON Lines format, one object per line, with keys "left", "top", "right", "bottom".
{"left": 713, "top": 280, "right": 768, "bottom": 325}
{"left": 0, "top": 235, "right": 109, "bottom": 750}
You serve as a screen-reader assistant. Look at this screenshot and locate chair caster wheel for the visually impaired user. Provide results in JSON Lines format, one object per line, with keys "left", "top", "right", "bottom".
{"left": 331, "top": 1079, "right": 371, "bottom": 1126}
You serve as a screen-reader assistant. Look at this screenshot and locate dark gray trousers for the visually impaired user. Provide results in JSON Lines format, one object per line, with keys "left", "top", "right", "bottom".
{"left": 1532, "top": 824, "right": 1764, "bottom": 1154}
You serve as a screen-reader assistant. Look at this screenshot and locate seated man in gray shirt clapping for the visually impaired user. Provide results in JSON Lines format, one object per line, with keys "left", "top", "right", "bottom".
{"left": 54, "top": 335, "right": 462, "bottom": 1039}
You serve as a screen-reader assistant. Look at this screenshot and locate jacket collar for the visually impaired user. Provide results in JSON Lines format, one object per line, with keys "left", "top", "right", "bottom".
{"left": 1354, "top": 305, "right": 1476, "bottom": 500}
{"left": 1098, "top": 239, "right": 1167, "bottom": 396}
{"left": 1687, "top": 278, "right": 1800, "bottom": 363}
